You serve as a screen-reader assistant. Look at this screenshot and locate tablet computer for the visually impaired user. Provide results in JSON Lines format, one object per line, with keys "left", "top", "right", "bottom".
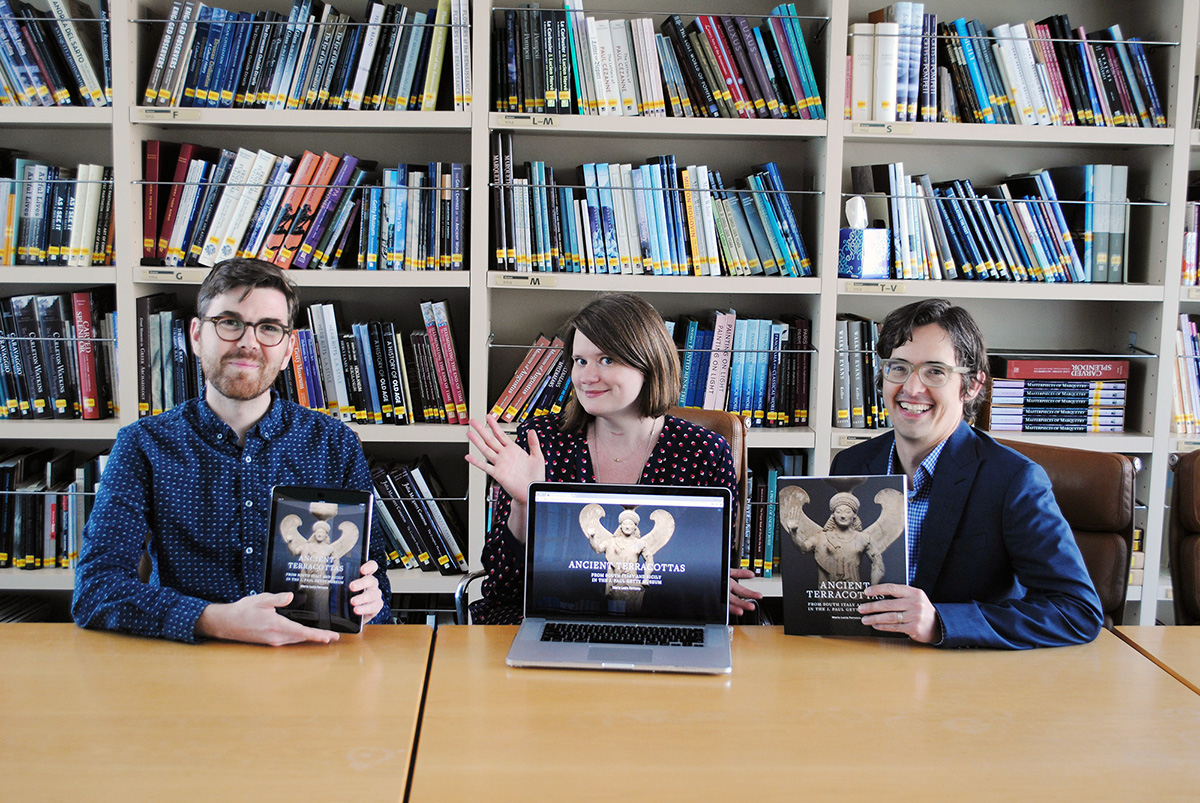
{"left": 263, "top": 485, "right": 374, "bottom": 633}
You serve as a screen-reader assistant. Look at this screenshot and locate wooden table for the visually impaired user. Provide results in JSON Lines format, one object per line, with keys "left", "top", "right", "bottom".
{"left": 0, "top": 623, "right": 431, "bottom": 800}
{"left": 1117, "top": 625, "right": 1200, "bottom": 695}
{"left": 410, "top": 626, "right": 1200, "bottom": 801}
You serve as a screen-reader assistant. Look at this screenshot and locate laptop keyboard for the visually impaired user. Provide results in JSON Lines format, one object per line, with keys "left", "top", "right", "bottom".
{"left": 540, "top": 622, "right": 705, "bottom": 647}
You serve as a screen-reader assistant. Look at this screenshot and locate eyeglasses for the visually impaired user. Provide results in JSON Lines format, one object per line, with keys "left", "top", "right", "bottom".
{"left": 202, "top": 316, "right": 291, "bottom": 347}
{"left": 881, "top": 359, "right": 973, "bottom": 388}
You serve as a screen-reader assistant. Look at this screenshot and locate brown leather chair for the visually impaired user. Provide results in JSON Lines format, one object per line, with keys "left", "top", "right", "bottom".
{"left": 667, "top": 406, "right": 748, "bottom": 532}
{"left": 1168, "top": 450, "right": 1200, "bottom": 625}
{"left": 1000, "top": 440, "right": 1138, "bottom": 627}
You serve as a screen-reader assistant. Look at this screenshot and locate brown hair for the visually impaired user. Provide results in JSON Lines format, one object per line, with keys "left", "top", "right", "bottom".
{"left": 196, "top": 258, "right": 300, "bottom": 327}
{"left": 559, "top": 293, "right": 680, "bottom": 433}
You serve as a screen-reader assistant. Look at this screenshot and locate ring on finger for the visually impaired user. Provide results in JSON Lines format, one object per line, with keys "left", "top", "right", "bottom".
{"left": 897, "top": 611, "right": 904, "bottom": 625}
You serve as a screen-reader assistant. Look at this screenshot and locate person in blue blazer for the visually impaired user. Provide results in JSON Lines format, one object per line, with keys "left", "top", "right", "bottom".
{"left": 832, "top": 299, "right": 1103, "bottom": 649}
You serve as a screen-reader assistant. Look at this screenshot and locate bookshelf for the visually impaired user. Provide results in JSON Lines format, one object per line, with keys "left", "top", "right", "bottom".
{"left": 5, "top": 0, "right": 1200, "bottom": 625}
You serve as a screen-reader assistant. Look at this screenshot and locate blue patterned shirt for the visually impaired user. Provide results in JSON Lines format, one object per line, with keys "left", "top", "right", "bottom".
{"left": 72, "top": 392, "right": 391, "bottom": 642}
{"left": 888, "top": 439, "right": 949, "bottom": 584}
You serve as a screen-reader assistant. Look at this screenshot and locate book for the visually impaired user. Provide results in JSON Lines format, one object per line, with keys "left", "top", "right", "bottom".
{"left": 779, "top": 474, "right": 908, "bottom": 637}
{"left": 989, "top": 353, "right": 1130, "bottom": 381}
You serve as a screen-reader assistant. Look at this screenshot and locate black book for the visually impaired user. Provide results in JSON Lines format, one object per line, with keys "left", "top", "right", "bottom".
{"left": 92, "top": 166, "right": 114, "bottom": 266}
{"left": 366, "top": 320, "right": 395, "bottom": 425}
{"left": 17, "top": 3, "right": 82, "bottom": 105}
{"left": 661, "top": 14, "right": 719, "bottom": 118}
{"left": 33, "top": 294, "right": 77, "bottom": 419}
{"left": 0, "top": 300, "right": 27, "bottom": 419}
{"left": 232, "top": 11, "right": 266, "bottom": 106}
{"left": 380, "top": 321, "right": 408, "bottom": 424}
{"left": 338, "top": 331, "right": 367, "bottom": 424}
{"left": 362, "top": 3, "right": 398, "bottom": 110}
{"left": 390, "top": 462, "right": 458, "bottom": 575}
{"left": 7, "top": 295, "right": 52, "bottom": 419}
{"left": 183, "top": 148, "right": 236, "bottom": 266}
{"left": 407, "top": 7, "right": 434, "bottom": 110}
{"left": 371, "top": 463, "right": 434, "bottom": 571}
{"left": 253, "top": 11, "right": 289, "bottom": 107}
{"left": 409, "top": 454, "right": 468, "bottom": 571}
{"left": 1041, "top": 14, "right": 1092, "bottom": 125}
{"left": 134, "top": 292, "right": 176, "bottom": 418}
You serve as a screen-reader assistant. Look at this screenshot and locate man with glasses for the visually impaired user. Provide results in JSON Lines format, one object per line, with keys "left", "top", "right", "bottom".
{"left": 73, "top": 258, "right": 390, "bottom": 644}
{"left": 831, "top": 299, "right": 1102, "bottom": 649}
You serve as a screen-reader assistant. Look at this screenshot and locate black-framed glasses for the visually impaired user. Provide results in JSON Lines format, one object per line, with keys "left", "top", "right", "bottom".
{"left": 881, "top": 359, "right": 972, "bottom": 388}
{"left": 202, "top": 316, "right": 291, "bottom": 347}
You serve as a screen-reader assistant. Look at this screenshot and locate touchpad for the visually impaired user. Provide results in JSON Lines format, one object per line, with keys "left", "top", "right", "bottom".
{"left": 588, "top": 646, "right": 653, "bottom": 664}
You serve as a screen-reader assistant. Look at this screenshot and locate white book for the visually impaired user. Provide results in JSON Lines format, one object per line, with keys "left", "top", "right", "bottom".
{"left": 198, "top": 147, "right": 257, "bottom": 267}
{"left": 63, "top": 165, "right": 87, "bottom": 267}
{"left": 449, "top": 0, "right": 465, "bottom": 110}
{"left": 696, "top": 166, "right": 721, "bottom": 276}
{"left": 1092, "top": 163, "right": 1112, "bottom": 282}
{"left": 348, "top": 2, "right": 386, "bottom": 110}
{"left": 1010, "top": 23, "right": 1052, "bottom": 125}
{"left": 76, "top": 164, "right": 104, "bottom": 266}
{"left": 628, "top": 18, "right": 652, "bottom": 115}
{"left": 890, "top": 3, "right": 911, "bottom": 122}
{"left": 618, "top": 164, "right": 643, "bottom": 274}
{"left": 905, "top": 3, "right": 924, "bottom": 120}
{"left": 1109, "top": 164, "right": 1129, "bottom": 283}
{"left": 585, "top": 17, "right": 611, "bottom": 115}
{"left": 217, "top": 149, "right": 277, "bottom": 264}
{"left": 292, "top": 6, "right": 334, "bottom": 108}
{"left": 567, "top": 3, "right": 595, "bottom": 114}
{"left": 510, "top": 178, "right": 529, "bottom": 272}
{"left": 629, "top": 167, "right": 656, "bottom": 274}
{"left": 990, "top": 24, "right": 1036, "bottom": 125}
{"left": 610, "top": 18, "right": 638, "bottom": 116}
{"left": 849, "top": 23, "right": 874, "bottom": 121}
{"left": 266, "top": 0, "right": 310, "bottom": 109}
{"left": 642, "top": 18, "right": 667, "bottom": 116}
{"left": 319, "top": 304, "right": 352, "bottom": 422}
{"left": 404, "top": 171, "right": 424, "bottom": 271}
{"left": 377, "top": 6, "right": 408, "bottom": 108}
{"left": 284, "top": 9, "right": 321, "bottom": 109}
{"left": 872, "top": 22, "right": 900, "bottom": 122}
{"left": 606, "top": 163, "right": 633, "bottom": 274}
{"left": 45, "top": 0, "right": 107, "bottom": 106}
{"left": 576, "top": 198, "right": 594, "bottom": 272}
{"left": 165, "top": 159, "right": 207, "bottom": 267}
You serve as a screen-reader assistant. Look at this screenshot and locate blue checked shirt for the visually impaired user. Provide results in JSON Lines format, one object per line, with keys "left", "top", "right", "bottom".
{"left": 888, "top": 439, "right": 949, "bottom": 584}
{"left": 72, "top": 392, "right": 391, "bottom": 642}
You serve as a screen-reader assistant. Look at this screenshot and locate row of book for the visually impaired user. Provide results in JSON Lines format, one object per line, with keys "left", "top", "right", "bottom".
{"left": 0, "top": 290, "right": 116, "bottom": 421}
{"left": 370, "top": 455, "right": 467, "bottom": 575}
{"left": 492, "top": 4, "right": 824, "bottom": 120}
{"left": 2, "top": 151, "right": 115, "bottom": 267}
{"left": 848, "top": 6, "right": 1165, "bottom": 128}
{"left": 0, "top": 448, "right": 103, "bottom": 571}
{"left": 492, "top": 136, "right": 811, "bottom": 277}
{"left": 0, "top": 0, "right": 110, "bottom": 107}
{"left": 136, "top": 292, "right": 467, "bottom": 426}
{"left": 1182, "top": 196, "right": 1200, "bottom": 287}
{"left": 143, "top": 0, "right": 471, "bottom": 111}
{"left": 738, "top": 450, "right": 808, "bottom": 578}
{"left": 143, "top": 141, "right": 467, "bottom": 271}
{"left": 671, "top": 312, "right": 811, "bottom": 428}
{"left": 982, "top": 355, "right": 1130, "bottom": 433}
{"left": 1173, "top": 314, "right": 1200, "bottom": 435}
{"left": 833, "top": 314, "right": 889, "bottom": 430}
{"left": 851, "top": 162, "right": 1129, "bottom": 283}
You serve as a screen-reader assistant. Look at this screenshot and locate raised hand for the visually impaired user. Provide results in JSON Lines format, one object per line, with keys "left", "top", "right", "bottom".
{"left": 465, "top": 414, "right": 546, "bottom": 507}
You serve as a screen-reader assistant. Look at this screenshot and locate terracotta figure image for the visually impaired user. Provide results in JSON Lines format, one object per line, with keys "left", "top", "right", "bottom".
{"left": 778, "top": 482, "right": 905, "bottom": 586}
{"left": 579, "top": 504, "right": 675, "bottom": 611}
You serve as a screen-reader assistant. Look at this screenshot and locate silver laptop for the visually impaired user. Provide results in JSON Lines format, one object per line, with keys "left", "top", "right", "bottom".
{"left": 506, "top": 482, "right": 733, "bottom": 674}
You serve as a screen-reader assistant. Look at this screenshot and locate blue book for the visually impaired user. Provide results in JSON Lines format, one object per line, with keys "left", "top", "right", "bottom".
{"left": 580, "top": 163, "right": 606, "bottom": 273}
{"left": 595, "top": 163, "right": 621, "bottom": 274}
{"left": 951, "top": 17, "right": 994, "bottom": 123}
{"left": 208, "top": 8, "right": 244, "bottom": 108}
{"left": 688, "top": 328, "right": 713, "bottom": 409}
{"left": 196, "top": 6, "right": 227, "bottom": 108}
{"left": 751, "top": 318, "right": 771, "bottom": 426}
{"left": 297, "top": 328, "right": 326, "bottom": 412}
{"left": 662, "top": 155, "right": 688, "bottom": 275}
{"left": 1034, "top": 172, "right": 1086, "bottom": 282}
{"left": 535, "top": 161, "right": 553, "bottom": 271}
{"left": 557, "top": 185, "right": 578, "bottom": 272}
{"left": 352, "top": 324, "right": 382, "bottom": 423}
{"left": 728, "top": 317, "right": 750, "bottom": 418}
{"left": 758, "top": 162, "right": 810, "bottom": 275}
{"left": 747, "top": 173, "right": 796, "bottom": 276}
{"left": 645, "top": 164, "right": 671, "bottom": 275}
{"left": 678, "top": 318, "right": 699, "bottom": 406}
{"left": 737, "top": 183, "right": 779, "bottom": 275}
{"left": 628, "top": 168, "right": 653, "bottom": 275}
{"left": 179, "top": 5, "right": 215, "bottom": 107}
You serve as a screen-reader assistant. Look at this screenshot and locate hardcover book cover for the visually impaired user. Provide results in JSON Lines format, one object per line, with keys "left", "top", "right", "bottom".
{"left": 779, "top": 474, "right": 908, "bottom": 637}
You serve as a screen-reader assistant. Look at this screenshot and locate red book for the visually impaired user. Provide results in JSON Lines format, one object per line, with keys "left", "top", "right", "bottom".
{"left": 274, "top": 151, "right": 341, "bottom": 268}
{"left": 504, "top": 337, "right": 563, "bottom": 423}
{"left": 491, "top": 334, "right": 551, "bottom": 417}
{"left": 156, "top": 142, "right": 201, "bottom": 260}
{"left": 990, "top": 355, "right": 1130, "bottom": 381}
{"left": 259, "top": 150, "right": 320, "bottom": 264}
{"left": 290, "top": 336, "right": 310, "bottom": 408}
{"left": 700, "top": 15, "right": 751, "bottom": 118}
{"left": 419, "top": 301, "right": 460, "bottom": 424}
{"left": 71, "top": 291, "right": 100, "bottom": 420}
{"left": 426, "top": 300, "right": 467, "bottom": 423}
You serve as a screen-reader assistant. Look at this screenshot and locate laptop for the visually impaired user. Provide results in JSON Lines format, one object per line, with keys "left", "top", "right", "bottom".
{"left": 506, "top": 482, "right": 733, "bottom": 674}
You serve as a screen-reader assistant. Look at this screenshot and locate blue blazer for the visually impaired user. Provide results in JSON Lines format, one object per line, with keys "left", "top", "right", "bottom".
{"left": 831, "top": 422, "right": 1103, "bottom": 649}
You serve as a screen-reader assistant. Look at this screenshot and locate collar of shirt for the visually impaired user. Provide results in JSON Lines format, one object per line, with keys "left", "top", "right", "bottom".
{"left": 191, "top": 389, "right": 287, "bottom": 449}
{"left": 886, "top": 438, "right": 949, "bottom": 492}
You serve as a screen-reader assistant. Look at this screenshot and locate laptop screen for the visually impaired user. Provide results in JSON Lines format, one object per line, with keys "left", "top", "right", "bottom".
{"left": 524, "top": 483, "right": 732, "bottom": 625}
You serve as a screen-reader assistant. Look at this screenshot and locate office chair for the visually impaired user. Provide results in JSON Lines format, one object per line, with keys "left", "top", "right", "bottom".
{"left": 1168, "top": 450, "right": 1200, "bottom": 625}
{"left": 1000, "top": 439, "right": 1138, "bottom": 627}
{"left": 454, "top": 407, "right": 750, "bottom": 624}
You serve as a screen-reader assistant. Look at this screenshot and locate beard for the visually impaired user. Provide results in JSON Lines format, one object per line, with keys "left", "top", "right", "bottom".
{"left": 202, "top": 348, "right": 280, "bottom": 401}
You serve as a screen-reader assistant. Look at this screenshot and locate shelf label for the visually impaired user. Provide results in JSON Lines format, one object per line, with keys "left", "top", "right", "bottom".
{"left": 498, "top": 114, "right": 560, "bottom": 128}
{"left": 838, "top": 434, "right": 874, "bottom": 446}
{"left": 1187, "top": 287, "right": 1200, "bottom": 300}
{"left": 491, "top": 273, "right": 557, "bottom": 288}
{"left": 846, "top": 281, "right": 905, "bottom": 294}
{"left": 851, "top": 122, "right": 914, "bottom": 135}
{"left": 139, "top": 268, "right": 209, "bottom": 283}
{"left": 1176, "top": 440, "right": 1200, "bottom": 453}
{"left": 136, "top": 108, "right": 201, "bottom": 122}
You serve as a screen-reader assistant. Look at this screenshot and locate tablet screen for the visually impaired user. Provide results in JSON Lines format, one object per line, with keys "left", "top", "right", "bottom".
{"left": 264, "top": 485, "right": 373, "bottom": 633}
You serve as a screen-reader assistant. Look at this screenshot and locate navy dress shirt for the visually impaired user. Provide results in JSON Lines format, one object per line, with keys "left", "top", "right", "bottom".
{"left": 72, "top": 392, "right": 391, "bottom": 642}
